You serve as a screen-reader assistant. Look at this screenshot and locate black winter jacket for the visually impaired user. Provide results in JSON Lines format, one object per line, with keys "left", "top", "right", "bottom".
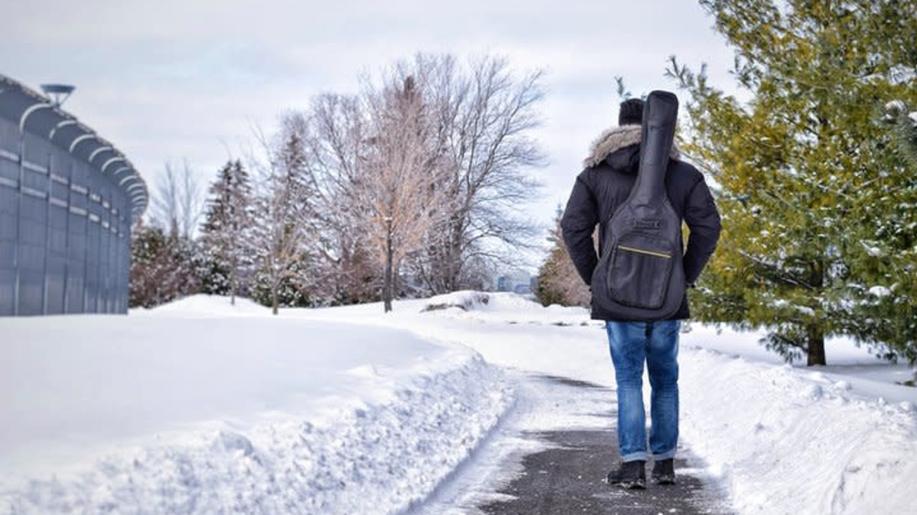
{"left": 560, "top": 124, "right": 722, "bottom": 321}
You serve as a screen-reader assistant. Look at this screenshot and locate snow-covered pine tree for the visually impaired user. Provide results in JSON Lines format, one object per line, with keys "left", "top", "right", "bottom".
{"left": 249, "top": 116, "right": 314, "bottom": 315}
{"left": 129, "top": 221, "right": 201, "bottom": 308}
{"left": 882, "top": 99, "right": 917, "bottom": 168}
{"left": 199, "top": 159, "right": 254, "bottom": 304}
{"left": 668, "top": 0, "right": 917, "bottom": 365}
{"left": 251, "top": 249, "right": 312, "bottom": 308}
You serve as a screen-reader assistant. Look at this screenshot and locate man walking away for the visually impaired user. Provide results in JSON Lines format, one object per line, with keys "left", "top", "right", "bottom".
{"left": 560, "top": 97, "right": 722, "bottom": 489}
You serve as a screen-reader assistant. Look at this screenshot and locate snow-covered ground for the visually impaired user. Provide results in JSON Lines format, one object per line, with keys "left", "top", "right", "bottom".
{"left": 294, "top": 292, "right": 917, "bottom": 513}
{"left": 680, "top": 323, "right": 917, "bottom": 404}
{"left": 0, "top": 298, "right": 511, "bottom": 514}
{"left": 2, "top": 292, "right": 915, "bottom": 514}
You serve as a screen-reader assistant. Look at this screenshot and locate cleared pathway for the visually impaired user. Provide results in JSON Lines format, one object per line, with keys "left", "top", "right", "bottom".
{"left": 412, "top": 373, "right": 731, "bottom": 515}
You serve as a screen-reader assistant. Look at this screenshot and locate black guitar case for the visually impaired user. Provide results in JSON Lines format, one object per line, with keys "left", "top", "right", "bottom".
{"left": 591, "top": 90, "right": 686, "bottom": 321}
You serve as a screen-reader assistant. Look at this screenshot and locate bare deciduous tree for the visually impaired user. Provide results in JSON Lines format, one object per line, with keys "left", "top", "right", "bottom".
{"left": 359, "top": 75, "right": 446, "bottom": 312}
{"left": 150, "top": 159, "right": 206, "bottom": 239}
{"left": 402, "top": 54, "right": 547, "bottom": 293}
{"left": 238, "top": 53, "right": 544, "bottom": 311}
{"left": 300, "top": 94, "right": 378, "bottom": 304}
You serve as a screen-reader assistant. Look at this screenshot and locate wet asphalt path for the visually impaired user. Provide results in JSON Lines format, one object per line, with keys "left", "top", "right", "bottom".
{"left": 475, "top": 375, "right": 731, "bottom": 515}
{"left": 477, "top": 428, "right": 724, "bottom": 514}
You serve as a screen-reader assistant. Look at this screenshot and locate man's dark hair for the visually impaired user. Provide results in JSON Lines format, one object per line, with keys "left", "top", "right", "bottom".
{"left": 618, "top": 98, "right": 644, "bottom": 126}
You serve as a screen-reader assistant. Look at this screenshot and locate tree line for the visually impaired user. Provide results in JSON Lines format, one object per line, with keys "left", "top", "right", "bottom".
{"left": 130, "top": 54, "right": 545, "bottom": 313}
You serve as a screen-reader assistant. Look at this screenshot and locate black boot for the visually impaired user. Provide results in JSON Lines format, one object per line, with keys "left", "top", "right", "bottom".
{"left": 651, "top": 458, "right": 675, "bottom": 485}
{"left": 606, "top": 460, "right": 646, "bottom": 489}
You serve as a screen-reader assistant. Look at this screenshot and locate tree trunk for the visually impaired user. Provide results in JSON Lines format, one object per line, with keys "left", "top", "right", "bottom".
{"left": 805, "top": 259, "right": 826, "bottom": 366}
{"left": 806, "top": 323, "right": 826, "bottom": 366}
{"left": 230, "top": 253, "right": 237, "bottom": 306}
{"left": 383, "top": 222, "right": 394, "bottom": 313}
{"left": 271, "top": 279, "right": 279, "bottom": 316}
{"left": 446, "top": 218, "right": 464, "bottom": 292}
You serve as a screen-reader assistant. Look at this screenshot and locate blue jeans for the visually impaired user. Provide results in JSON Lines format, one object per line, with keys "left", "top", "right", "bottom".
{"left": 605, "top": 319, "right": 680, "bottom": 462}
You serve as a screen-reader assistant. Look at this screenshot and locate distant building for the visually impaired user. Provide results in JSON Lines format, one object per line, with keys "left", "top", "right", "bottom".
{"left": 0, "top": 74, "right": 147, "bottom": 315}
{"left": 513, "top": 283, "right": 531, "bottom": 295}
{"left": 495, "top": 272, "right": 532, "bottom": 294}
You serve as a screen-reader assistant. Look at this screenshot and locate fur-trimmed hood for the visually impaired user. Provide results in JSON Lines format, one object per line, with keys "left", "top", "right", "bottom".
{"left": 583, "top": 124, "right": 681, "bottom": 169}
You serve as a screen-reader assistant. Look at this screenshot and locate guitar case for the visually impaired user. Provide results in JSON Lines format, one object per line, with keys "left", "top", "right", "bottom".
{"left": 591, "top": 90, "right": 686, "bottom": 321}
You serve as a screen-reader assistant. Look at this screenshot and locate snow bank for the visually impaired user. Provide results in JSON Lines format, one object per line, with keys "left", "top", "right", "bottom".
{"left": 3, "top": 353, "right": 510, "bottom": 515}
{"left": 681, "top": 323, "right": 917, "bottom": 405}
{"left": 0, "top": 296, "right": 513, "bottom": 514}
{"left": 420, "top": 290, "right": 493, "bottom": 312}
{"left": 679, "top": 345, "right": 917, "bottom": 514}
{"left": 131, "top": 293, "right": 270, "bottom": 317}
{"left": 420, "top": 291, "right": 592, "bottom": 326}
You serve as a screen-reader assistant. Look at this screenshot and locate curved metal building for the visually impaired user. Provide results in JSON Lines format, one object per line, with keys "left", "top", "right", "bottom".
{"left": 0, "top": 74, "right": 147, "bottom": 315}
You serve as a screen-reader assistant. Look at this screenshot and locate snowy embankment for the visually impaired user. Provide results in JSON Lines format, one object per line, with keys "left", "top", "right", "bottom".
{"left": 295, "top": 291, "right": 917, "bottom": 515}
{"left": 2, "top": 292, "right": 915, "bottom": 514}
{"left": 0, "top": 297, "right": 512, "bottom": 514}
{"left": 679, "top": 346, "right": 916, "bottom": 514}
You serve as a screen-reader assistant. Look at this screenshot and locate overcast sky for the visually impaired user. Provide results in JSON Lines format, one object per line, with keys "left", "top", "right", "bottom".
{"left": 2, "top": 0, "right": 741, "bottom": 268}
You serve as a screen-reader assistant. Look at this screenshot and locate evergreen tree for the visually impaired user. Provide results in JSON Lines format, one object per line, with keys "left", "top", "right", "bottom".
{"left": 129, "top": 222, "right": 201, "bottom": 308}
{"left": 251, "top": 250, "right": 313, "bottom": 308}
{"left": 536, "top": 207, "right": 590, "bottom": 307}
{"left": 882, "top": 99, "right": 917, "bottom": 167}
{"left": 249, "top": 116, "right": 315, "bottom": 315}
{"left": 668, "top": 0, "right": 917, "bottom": 364}
{"left": 199, "top": 159, "right": 254, "bottom": 304}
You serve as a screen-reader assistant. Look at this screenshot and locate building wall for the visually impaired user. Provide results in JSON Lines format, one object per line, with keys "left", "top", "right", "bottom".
{"left": 0, "top": 107, "right": 134, "bottom": 315}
